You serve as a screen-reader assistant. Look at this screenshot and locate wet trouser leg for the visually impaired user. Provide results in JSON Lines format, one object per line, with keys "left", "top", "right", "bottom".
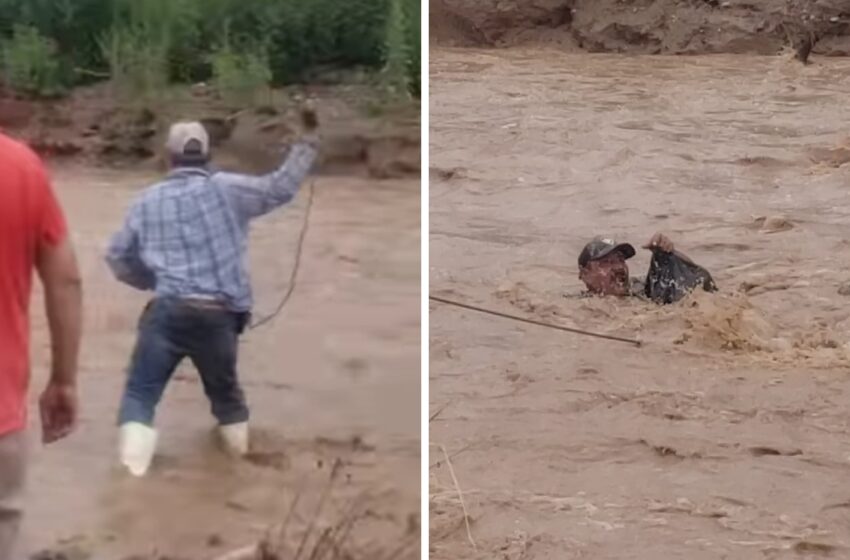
{"left": 187, "top": 308, "right": 249, "bottom": 425}
{"left": 117, "top": 300, "right": 184, "bottom": 426}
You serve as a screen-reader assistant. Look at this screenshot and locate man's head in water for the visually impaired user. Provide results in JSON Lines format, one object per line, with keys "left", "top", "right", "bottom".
{"left": 578, "top": 238, "right": 636, "bottom": 296}
{"left": 165, "top": 122, "right": 210, "bottom": 168}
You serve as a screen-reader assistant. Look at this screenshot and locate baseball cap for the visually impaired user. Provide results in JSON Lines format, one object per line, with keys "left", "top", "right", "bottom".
{"left": 578, "top": 237, "right": 636, "bottom": 268}
{"left": 165, "top": 121, "right": 210, "bottom": 156}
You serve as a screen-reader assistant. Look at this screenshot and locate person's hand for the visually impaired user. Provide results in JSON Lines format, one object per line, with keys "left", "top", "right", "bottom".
{"left": 643, "top": 232, "right": 674, "bottom": 253}
{"left": 39, "top": 381, "right": 78, "bottom": 444}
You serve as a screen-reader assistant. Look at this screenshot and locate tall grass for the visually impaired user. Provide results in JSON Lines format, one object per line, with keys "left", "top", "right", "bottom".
{"left": 384, "top": 0, "right": 412, "bottom": 97}
{"left": 210, "top": 30, "right": 273, "bottom": 107}
{"left": 99, "top": 25, "right": 169, "bottom": 100}
{"left": 404, "top": 0, "right": 421, "bottom": 97}
{"left": 2, "top": 24, "right": 65, "bottom": 97}
{"left": 0, "top": 0, "right": 421, "bottom": 99}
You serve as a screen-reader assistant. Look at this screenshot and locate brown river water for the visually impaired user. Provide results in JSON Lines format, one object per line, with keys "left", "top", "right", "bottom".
{"left": 430, "top": 47, "right": 850, "bottom": 559}
{"left": 21, "top": 167, "right": 420, "bottom": 558}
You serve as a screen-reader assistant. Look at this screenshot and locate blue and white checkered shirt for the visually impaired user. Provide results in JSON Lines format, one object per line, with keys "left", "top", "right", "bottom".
{"left": 105, "top": 140, "right": 318, "bottom": 312}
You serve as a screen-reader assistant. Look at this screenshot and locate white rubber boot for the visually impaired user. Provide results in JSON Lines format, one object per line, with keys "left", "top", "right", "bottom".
{"left": 119, "top": 422, "right": 158, "bottom": 476}
{"left": 218, "top": 422, "right": 249, "bottom": 457}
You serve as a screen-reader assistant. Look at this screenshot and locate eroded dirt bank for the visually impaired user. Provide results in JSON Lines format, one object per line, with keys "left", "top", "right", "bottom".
{"left": 431, "top": 0, "right": 850, "bottom": 56}
{"left": 0, "top": 83, "right": 420, "bottom": 180}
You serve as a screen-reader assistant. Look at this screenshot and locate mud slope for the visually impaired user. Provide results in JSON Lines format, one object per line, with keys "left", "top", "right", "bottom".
{"left": 0, "top": 84, "right": 420, "bottom": 179}
{"left": 431, "top": 0, "right": 850, "bottom": 55}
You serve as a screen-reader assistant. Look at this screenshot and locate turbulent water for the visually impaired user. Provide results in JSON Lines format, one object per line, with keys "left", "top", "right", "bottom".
{"left": 21, "top": 167, "right": 420, "bottom": 558}
{"left": 430, "top": 48, "right": 850, "bottom": 559}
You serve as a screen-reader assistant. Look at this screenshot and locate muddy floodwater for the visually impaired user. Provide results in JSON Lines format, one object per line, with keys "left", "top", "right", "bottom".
{"left": 430, "top": 48, "right": 850, "bottom": 559}
{"left": 21, "top": 167, "right": 420, "bottom": 558}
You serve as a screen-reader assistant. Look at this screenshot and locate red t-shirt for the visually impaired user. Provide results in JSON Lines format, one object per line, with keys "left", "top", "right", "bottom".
{"left": 0, "top": 133, "right": 67, "bottom": 436}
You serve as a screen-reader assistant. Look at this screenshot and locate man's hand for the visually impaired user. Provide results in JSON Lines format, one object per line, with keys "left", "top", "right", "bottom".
{"left": 643, "top": 233, "right": 675, "bottom": 253}
{"left": 36, "top": 237, "right": 81, "bottom": 444}
{"left": 39, "top": 381, "right": 78, "bottom": 444}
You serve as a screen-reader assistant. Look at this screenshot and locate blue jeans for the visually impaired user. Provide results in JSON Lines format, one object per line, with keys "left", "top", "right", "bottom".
{"left": 118, "top": 298, "right": 250, "bottom": 427}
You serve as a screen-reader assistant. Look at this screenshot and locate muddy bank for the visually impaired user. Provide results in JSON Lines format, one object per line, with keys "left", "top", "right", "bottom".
{"left": 431, "top": 0, "right": 850, "bottom": 56}
{"left": 0, "top": 84, "right": 420, "bottom": 179}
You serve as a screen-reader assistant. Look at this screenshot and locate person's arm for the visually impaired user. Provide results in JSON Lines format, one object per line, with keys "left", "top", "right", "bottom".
{"left": 37, "top": 238, "right": 82, "bottom": 443}
{"left": 105, "top": 204, "right": 155, "bottom": 290}
{"left": 216, "top": 105, "right": 320, "bottom": 221}
{"left": 643, "top": 232, "right": 675, "bottom": 253}
{"left": 643, "top": 232, "right": 697, "bottom": 265}
{"left": 33, "top": 174, "right": 82, "bottom": 444}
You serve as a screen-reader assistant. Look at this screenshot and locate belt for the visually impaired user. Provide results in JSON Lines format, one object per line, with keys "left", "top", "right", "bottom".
{"left": 179, "top": 297, "right": 230, "bottom": 311}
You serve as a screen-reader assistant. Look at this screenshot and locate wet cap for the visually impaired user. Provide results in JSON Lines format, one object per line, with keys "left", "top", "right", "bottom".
{"left": 578, "top": 237, "right": 636, "bottom": 268}
{"left": 165, "top": 121, "right": 209, "bottom": 156}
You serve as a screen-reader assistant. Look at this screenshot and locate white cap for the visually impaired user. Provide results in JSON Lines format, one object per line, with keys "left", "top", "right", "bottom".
{"left": 165, "top": 121, "right": 210, "bottom": 156}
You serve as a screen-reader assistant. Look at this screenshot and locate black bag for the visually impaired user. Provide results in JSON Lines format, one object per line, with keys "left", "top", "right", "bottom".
{"left": 644, "top": 250, "right": 717, "bottom": 304}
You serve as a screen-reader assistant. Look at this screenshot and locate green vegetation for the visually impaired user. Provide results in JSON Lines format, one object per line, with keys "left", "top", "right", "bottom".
{"left": 0, "top": 0, "right": 420, "bottom": 99}
{"left": 210, "top": 39, "right": 273, "bottom": 107}
{"left": 99, "top": 24, "right": 170, "bottom": 99}
{"left": 384, "top": 0, "right": 411, "bottom": 97}
{"left": 2, "top": 25, "right": 65, "bottom": 97}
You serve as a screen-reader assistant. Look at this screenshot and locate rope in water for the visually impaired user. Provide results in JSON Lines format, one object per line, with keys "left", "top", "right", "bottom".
{"left": 247, "top": 182, "right": 643, "bottom": 348}
{"left": 250, "top": 180, "right": 316, "bottom": 330}
{"left": 429, "top": 295, "right": 643, "bottom": 347}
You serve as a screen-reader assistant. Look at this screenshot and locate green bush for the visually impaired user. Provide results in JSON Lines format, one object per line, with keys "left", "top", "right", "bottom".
{"left": 384, "top": 0, "right": 410, "bottom": 96}
{"left": 1, "top": 24, "right": 65, "bottom": 97}
{"left": 0, "top": 0, "right": 421, "bottom": 98}
{"left": 404, "top": 0, "right": 421, "bottom": 97}
{"left": 99, "top": 24, "right": 169, "bottom": 100}
{"left": 0, "top": 0, "right": 113, "bottom": 84}
{"left": 210, "top": 40, "right": 273, "bottom": 106}
{"left": 105, "top": 0, "right": 199, "bottom": 96}
{"left": 383, "top": 0, "right": 421, "bottom": 97}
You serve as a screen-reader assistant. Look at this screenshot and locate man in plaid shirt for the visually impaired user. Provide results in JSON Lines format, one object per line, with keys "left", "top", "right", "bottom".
{"left": 106, "top": 106, "right": 319, "bottom": 476}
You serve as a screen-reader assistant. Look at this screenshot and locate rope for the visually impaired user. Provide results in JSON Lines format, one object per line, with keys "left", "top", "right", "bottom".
{"left": 249, "top": 180, "right": 316, "bottom": 330}
{"left": 429, "top": 295, "right": 643, "bottom": 347}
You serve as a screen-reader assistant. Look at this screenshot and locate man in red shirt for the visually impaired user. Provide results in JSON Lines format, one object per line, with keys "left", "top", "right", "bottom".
{"left": 0, "top": 132, "right": 82, "bottom": 556}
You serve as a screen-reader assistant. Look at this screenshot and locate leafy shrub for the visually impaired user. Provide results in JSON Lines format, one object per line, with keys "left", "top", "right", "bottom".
{"left": 1, "top": 24, "right": 65, "bottom": 97}
{"left": 99, "top": 25, "right": 169, "bottom": 99}
{"left": 0, "top": 0, "right": 421, "bottom": 97}
{"left": 210, "top": 38, "right": 272, "bottom": 106}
